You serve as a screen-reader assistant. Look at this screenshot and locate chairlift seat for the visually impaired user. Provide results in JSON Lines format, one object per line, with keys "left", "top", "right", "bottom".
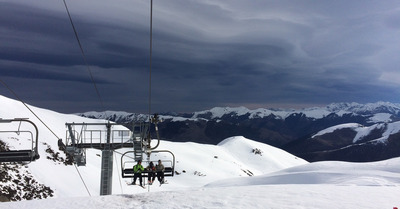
{"left": 122, "top": 166, "right": 174, "bottom": 178}
{"left": 0, "top": 150, "right": 39, "bottom": 162}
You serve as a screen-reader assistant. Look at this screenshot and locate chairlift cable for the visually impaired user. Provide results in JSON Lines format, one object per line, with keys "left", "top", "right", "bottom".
{"left": 0, "top": 78, "right": 92, "bottom": 195}
{"left": 62, "top": 0, "right": 107, "bottom": 113}
{"left": 148, "top": 0, "right": 153, "bottom": 126}
{"left": 74, "top": 164, "right": 92, "bottom": 196}
{"left": 0, "top": 79, "right": 61, "bottom": 140}
{"left": 62, "top": 3, "right": 112, "bottom": 195}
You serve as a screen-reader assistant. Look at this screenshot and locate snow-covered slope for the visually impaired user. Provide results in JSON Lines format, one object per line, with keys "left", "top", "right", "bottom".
{"left": 218, "top": 136, "right": 305, "bottom": 173}
{"left": 312, "top": 121, "right": 400, "bottom": 144}
{"left": 0, "top": 95, "right": 114, "bottom": 199}
{"left": 207, "top": 157, "right": 400, "bottom": 187}
{"left": 2, "top": 95, "right": 400, "bottom": 208}
{"left": 0, "top": 95, "right": 109, "bottom": 150}
{"left": 3, "top": 158, "right": 400, "bottom": 209}
{"left": 144, "top": 137, "right": 307, "bottom": 191}
{"left": 0, "top": 95, "right": 307, "bottom": 200}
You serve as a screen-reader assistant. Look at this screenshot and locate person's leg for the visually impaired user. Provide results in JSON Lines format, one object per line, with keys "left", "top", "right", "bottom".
{"left": 160, "top": 172, "right": 165, "bottom": 183}
{"left": 133, "top": 174, "right": 137, "bottom": 184}
{"left": 139, "top": 174, "right": 143, "bottom": 186}
{"left": 157, "top": 172, "right": 162, "bottom": 182}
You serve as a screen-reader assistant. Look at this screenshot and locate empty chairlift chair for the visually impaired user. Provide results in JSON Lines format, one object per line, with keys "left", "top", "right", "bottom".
{"left": 0, "top": 118, "right": 40, "bottom": 162}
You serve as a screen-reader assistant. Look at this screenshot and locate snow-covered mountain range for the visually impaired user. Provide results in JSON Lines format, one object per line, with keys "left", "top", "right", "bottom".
{"left": 79, "top": 101, "right": 400, "bottom": 162}
{"left": 80, "top": 101, "right": 400, "bottom": 122}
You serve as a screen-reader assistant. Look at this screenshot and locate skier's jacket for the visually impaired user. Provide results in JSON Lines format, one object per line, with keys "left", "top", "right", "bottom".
{"left": 156, "top": 163, "right": 165, "bottom": 172}
{"left": 147, "top": 164, "right": 156, "bottom": 173}
{"left": 133, "top": 164, "right": 144, "bottom": 174}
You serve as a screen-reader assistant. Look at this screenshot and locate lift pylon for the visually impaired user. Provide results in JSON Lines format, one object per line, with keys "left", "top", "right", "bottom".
{"left": 59, "top": 122, "right": 133, "bottom": 195}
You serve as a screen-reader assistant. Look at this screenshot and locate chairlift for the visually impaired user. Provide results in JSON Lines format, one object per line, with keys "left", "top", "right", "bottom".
{"left": 121, "top": 114, "right": 175, "bottom": 178}
{"left": 121, "top": 150, "right": 175, "bottom": 178}
{"left": 0, "top": 118, "right": 40, "bottom": 162}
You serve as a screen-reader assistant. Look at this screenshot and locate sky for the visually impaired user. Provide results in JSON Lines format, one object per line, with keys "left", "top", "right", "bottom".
{"left": 1, "top": 0, "right": 400, "bottom": 114}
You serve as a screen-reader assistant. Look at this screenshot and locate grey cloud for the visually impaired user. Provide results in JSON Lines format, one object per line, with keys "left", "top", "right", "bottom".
{"left": 1, "top": 0, "right": 400, "bottom": 114}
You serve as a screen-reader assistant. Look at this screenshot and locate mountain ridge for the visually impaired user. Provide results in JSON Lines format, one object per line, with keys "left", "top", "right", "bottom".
{"left": 78, "top": 101, "right": 400, "bottom": 122}
{"left": 78, "top": 101, "right": 400, "bottom": 162}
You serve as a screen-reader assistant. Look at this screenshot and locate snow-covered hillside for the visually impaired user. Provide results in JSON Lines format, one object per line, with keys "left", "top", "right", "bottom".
{"left": 312, "top": 121, "right": 400, "bottom": 144}
{"left": 2, "top": 95, "right": 400, "bottom": 208}
{"left": 0, "top": 95, "right": 306, "bottom": 199}
{"left": 3, "top": 158, "right": 400, "bottom": 209}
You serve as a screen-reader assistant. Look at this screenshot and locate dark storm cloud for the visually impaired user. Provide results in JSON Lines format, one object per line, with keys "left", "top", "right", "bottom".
{"left": 0, "top": 3, "right": 69, "bottom": 38}
{"left": 0, "top": 2, "right": 150, "bottom": 69}
{"left": 0, "top": 3, "right": 80, "bottom": 66}
{"left": 1, "top": 0, "right": 400, "bottom": 113}
{"left": 0, "top": 62, "right": 111, "bottom": 84}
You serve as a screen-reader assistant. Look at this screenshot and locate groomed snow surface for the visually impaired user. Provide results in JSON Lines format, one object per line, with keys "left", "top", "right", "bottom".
{"left": 3, "top": 157, "right": 400, "bottom": 209}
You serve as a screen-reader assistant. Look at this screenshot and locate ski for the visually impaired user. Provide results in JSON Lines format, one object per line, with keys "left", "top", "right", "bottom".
{"left": 126, "top": 182, "right": 146, "bottom": 189}
{"left": 159, "top": 180, "right": 168, "bottom": 187}
{"left": 134, "top": 184, "right": 146, "bottom": 189}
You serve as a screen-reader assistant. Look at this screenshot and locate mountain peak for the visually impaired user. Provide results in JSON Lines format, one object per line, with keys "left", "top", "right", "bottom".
{"left": 326, "top": 102, "right": 400, "bottom": 115}
{"left": 192, "top": 106, "right": 250, "bottom": 119}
